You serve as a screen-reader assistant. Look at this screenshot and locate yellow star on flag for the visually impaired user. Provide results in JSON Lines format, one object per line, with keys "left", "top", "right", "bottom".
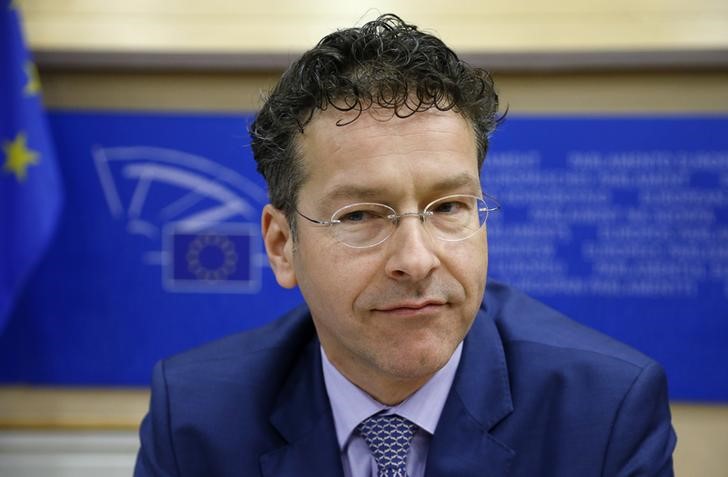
{"left": 24, "top": 61, "right": 41, "bottom": 96}
{"left": 2, "top": 132, "right": 39, "bottom": 182}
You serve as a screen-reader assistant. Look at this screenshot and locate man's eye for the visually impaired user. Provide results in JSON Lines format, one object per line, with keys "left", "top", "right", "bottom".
{"left": 433, "top": 201, "right": 466, "bottom": 214}
{"left": 339, "top": 210, "right": 378, "bottom": 222}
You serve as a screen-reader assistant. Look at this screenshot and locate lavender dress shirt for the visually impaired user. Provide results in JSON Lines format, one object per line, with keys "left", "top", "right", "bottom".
{"left": 321, "top": 344, "right": 463, "bottom": 477}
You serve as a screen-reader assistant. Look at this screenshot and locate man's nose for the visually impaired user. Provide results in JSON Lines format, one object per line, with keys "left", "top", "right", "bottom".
{"left": 383, "top": 214, "right": 441, "bottom": 281}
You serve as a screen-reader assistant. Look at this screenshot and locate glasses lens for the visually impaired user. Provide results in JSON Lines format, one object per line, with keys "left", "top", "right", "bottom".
{"left": 426, "top": 195, "right": 488, "bottom": 241}
{"left": 331, "top": 203, "right": 396, "bottom": 247}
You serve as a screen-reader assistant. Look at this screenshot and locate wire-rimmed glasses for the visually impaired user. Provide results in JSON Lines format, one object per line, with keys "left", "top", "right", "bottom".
{"left": 296, "top": 193, "right": 500, "bottom": 248}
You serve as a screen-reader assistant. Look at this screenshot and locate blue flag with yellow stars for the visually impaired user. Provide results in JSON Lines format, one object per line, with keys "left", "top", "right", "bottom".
{"left": 0, "top": 1, "right": 63, "bottom": 332}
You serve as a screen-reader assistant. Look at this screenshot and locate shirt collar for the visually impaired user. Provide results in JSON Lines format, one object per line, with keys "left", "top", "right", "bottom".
{"left": 321, "top": 343, "right": 463, "bottom": 450}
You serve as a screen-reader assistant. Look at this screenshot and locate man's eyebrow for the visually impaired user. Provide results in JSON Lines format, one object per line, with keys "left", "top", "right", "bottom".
{"left": 322, "top": 185, "right": 384, "bottom": 203}
{"left": 428, "top": 173, "right": 482, "bottom": 195}
{"left": 321, "top": 173, "right": 482, "bottom": 203}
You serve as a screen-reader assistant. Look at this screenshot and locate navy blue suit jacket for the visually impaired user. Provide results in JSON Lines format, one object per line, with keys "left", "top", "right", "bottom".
{"left": 135, "top": 281, "right": 676, "bottom": 476}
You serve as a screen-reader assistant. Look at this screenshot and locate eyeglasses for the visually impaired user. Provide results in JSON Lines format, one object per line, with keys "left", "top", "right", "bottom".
{"left": 296, "top": 193, "right": 500, "bottom": 249}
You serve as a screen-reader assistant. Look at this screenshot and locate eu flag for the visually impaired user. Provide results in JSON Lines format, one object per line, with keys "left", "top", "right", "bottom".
{"left": 166, "top": 224, "right": 260, "bottom": 293}
{"left": 0, "top": 1, "right": 62, "bottom": 331}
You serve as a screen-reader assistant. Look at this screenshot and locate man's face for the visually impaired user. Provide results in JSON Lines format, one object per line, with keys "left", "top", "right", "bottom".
{"left": 264, "top": 107, "right": 488, "bottom": 400}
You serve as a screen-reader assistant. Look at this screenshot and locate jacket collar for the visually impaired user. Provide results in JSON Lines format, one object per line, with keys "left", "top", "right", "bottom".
{"left": 425, "top": 306, "right": 516, "bottom": 477}
{"left": 260, "top": 336, "right": 345, "bottom": 477}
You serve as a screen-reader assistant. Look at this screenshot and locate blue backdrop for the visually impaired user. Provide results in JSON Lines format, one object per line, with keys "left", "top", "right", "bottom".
{"left": 1, "top": 111, "right": 726, "bottom": 401}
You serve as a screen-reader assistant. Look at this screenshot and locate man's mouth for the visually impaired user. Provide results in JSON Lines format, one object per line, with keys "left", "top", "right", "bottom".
{"left": 374, "top": 300, "right": 446, "bottom": 316}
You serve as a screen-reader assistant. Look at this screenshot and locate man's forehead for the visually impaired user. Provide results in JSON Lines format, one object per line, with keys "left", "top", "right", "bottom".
{"left": 294, "top": 107, "right": 481, "bottom": 203}
{"left": 298, "top": 107, "right": 476, "bottom": 158}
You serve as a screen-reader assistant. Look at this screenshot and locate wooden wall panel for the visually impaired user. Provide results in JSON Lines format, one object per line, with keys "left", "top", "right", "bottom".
{"left": 37, "top": 70, "right": 728, "bottom": 113}
{"left": 17, "top": 0, "right": 728, "bottom": 54}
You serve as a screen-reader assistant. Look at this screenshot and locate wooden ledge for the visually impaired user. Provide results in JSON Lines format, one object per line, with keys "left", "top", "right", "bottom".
{"left": 33, "top": 48, "right": 728, "bottom": 73}
{"left": 0, "top": 387, "right": 149, "bottom": 430}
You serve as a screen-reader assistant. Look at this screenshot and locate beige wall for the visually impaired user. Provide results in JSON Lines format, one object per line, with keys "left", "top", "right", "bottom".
{"left": 17, "top": 0, "right": 728, "bottom": 53}
{"left": 4, "top": 2, "right": 728, "bottom": 476}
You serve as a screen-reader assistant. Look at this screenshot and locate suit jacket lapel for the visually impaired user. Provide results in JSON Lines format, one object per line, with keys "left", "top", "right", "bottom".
{"left": 260, "top": 339, "right": 345, "bottom": 477}
{"left": 426, "top": 307, "right": 516, "bottom": 477}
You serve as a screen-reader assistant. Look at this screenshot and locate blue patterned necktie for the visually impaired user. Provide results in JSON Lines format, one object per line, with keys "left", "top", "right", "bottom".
{"left": 357, "top": 413, "right": 419, "bottom": 477}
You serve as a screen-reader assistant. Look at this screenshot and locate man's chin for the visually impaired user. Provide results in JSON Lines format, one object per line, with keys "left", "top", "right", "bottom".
{"left": 377, "top": 345, "right": 455, "bottom": 382}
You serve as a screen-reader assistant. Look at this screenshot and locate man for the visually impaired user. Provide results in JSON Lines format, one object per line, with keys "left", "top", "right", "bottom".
{"left": 135, "top": 14, "right": 676, "bottom": 477}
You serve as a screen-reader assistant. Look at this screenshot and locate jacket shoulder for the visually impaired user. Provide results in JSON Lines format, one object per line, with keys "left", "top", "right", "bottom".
{"left": 162, "top": 303, "right": 314, "bottom": 376}
{"left": 135, "top": 304, "right": 317, "bottom": 476}
{"left": 484, "top": 280, "right": 655, "bottom": 370}
{"left": 479, "top": 282, "right": 675, "bottom": 476}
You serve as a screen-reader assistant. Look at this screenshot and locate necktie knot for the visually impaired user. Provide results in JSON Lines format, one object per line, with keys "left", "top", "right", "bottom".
{"left": 357, "top": 413, "right": 418, "bottom": 477}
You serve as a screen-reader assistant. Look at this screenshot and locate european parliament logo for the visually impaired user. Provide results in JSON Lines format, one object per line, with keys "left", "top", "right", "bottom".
{"left": 165, "top": 223, "right": 260, "bottom": 293}
{"left": 93, "top": 146, "right": 267, "bottom": 293}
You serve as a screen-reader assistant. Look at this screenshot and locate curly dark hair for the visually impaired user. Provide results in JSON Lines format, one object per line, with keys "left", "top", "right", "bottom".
{"left": 249, "top": 13, "right": 500, "bottom": 232}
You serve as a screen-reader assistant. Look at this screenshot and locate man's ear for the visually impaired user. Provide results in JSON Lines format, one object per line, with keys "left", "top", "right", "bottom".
{"left": 261, "top": 204, "right": 297, "bottom": 289}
